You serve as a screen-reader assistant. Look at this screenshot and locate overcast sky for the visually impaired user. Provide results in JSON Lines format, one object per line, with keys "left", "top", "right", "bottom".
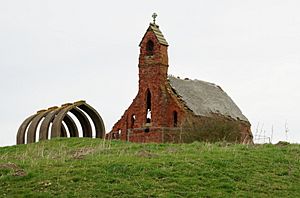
{"left": 0, "top": 0, "right": 299, "bottom": 146}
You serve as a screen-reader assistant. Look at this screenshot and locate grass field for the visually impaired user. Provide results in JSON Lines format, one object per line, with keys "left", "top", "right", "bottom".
{"left": 0, "top": 138, "right": 299, "bottom": 197}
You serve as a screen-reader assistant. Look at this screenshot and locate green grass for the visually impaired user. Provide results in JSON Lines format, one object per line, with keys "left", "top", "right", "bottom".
{"left": 0, "top": 138, "right": 299, "bottom": 197}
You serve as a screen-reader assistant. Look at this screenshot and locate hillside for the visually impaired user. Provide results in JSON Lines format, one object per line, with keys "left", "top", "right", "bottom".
{"left": 0, "top": 138, "right": 299, "bottom": 197}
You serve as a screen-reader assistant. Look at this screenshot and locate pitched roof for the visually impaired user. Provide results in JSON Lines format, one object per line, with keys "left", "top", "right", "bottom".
{"left": 168, "top": 76, "right": 249, "bottom": 122}
{"left": 139, "top": 23, "right": 169, "bottom": 46}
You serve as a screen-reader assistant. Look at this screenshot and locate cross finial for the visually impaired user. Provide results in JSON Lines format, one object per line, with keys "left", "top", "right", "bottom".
{"left": 152, "top": 13, "right": 157, "bottom": 24}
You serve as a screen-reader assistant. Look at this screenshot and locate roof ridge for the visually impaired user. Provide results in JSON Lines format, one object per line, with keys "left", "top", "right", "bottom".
{"left": 168, "top": 75, "right": 219, "bottom": 88}
{"left": 168, "top": 75, "right": 249, "bottom": 122}
{"left": 139, "top": 23, "right": 168, "bottom": 46}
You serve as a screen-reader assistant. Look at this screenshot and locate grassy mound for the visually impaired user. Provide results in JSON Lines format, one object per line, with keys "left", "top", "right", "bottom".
{"left": 0, "top": 138, "right": 299, "bottom": 197}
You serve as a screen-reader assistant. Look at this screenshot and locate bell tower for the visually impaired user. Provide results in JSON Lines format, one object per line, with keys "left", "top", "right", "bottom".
{"left": 138, "top": 13, "right": 169, "bottom": 88}
{"left": 137, "top": 13, "right": 170, "bottom": 127}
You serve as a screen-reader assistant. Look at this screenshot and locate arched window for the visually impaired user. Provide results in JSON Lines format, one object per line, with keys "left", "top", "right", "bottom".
{"left": 131, "top": 114, "right": 136, "bottom": 128}
{"left": 173, "top": 111, "right": 178, "bottom": 127}
{"left": 118, "top": 129, "right": 121, "bottom": 138}
{"left": 146, "top": 89, "right": 151, "bottom": 123}
{"left": 146, "top": 40, "right": 154, "bottom": 55}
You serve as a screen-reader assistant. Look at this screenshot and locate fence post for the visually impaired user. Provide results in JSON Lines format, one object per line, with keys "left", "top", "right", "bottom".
{"left": 162, "top": 127, "right": 164, "bottom": 143}
{"left": 180, "top": 127, "right": 182, "bottom": 143}
{"left": 127, "top": 129, "right": 130, "bottom": 142}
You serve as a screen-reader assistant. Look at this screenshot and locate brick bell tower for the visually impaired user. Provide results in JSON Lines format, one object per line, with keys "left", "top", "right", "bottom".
{"left": 137, "top": 13, "right": 169, "bottom": 128}
{"left": 110, "top": 13, "right": 183, "bottom": 142}
{"left": 110, "top": 14, "right": 253, "bottom": 143}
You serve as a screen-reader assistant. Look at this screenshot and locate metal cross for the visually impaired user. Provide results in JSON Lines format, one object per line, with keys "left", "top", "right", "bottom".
{"left": 152, "top": 13, "right": 157, "bottom": 24}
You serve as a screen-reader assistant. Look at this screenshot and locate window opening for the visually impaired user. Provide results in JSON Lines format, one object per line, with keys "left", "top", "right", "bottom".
{"left": 173, "top": 111, "right": 178, "bottom": 127}
{"left": 146, "top": 89, "right": 151, "bottom": 123}
{"left": 118, "top": 129, "right": 121, "bottom": 138}
{"left": 131, "top": 114, "right": 136, "bottom": 128}
{"left": 146, "top": 40, "right": 154, "bottom": 55}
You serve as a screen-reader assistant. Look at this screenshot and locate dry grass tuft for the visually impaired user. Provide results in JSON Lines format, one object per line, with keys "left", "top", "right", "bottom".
{"left": 0, "top": 162, "right": 27, "bottom": 177}
{"left": 136, "top": 150, "right": 159, "bottom": 158}
{"left": 71, "top": 147, "right": 95, "bottom": 159}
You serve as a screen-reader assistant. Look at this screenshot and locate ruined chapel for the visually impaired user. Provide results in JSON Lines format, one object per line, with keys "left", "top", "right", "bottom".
{"left": 109, "top": 16, "right": 253, "bottom": 144}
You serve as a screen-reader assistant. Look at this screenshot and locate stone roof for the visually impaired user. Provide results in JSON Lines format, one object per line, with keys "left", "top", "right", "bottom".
{"left": 168, "top": 76, "right": 249, "bottom": 122}
{"left": 139, "top": 23, "right": 169, "bottom": 46}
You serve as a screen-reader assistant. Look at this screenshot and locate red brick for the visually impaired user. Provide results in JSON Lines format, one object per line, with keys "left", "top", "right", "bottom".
{"left": 107, "top": 24, "right": 253, "bottom": 144}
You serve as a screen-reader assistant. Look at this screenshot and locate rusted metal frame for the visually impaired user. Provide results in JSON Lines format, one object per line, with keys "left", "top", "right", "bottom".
{"left": 69, "top": 107, "right": 92, "bottom": 137}
{"left": 51, "top": 105, "right": 75, "bottom": 138}
{"left": 61, "top": 124, "right": 67, "bottom": 137}
{"left": 78, "top": 103, "right": 106, "bottom": 138}
{"left": 16, "top": 114, "right": 37, "bottom": 144}
{"left": 63, "top": 114, "right": 79, "bottom": 137}
{"left": 52, "top": 104, "right": 92, "bottom": 138}
{"left": 17, "top": 101, "right": 106, "bottom": 144}
{"left": 26, "top": 110, "right": 52, "bottom": 144}
{"left": 39, "top": 108, "right": 61, "bottom": 141}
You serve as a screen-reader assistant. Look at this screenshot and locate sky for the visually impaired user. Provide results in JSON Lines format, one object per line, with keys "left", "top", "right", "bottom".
{"left": 0, "top": 0, "right": 299, "bottom": 146}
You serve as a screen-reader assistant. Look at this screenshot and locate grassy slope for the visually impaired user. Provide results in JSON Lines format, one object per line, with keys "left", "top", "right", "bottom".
{"left": 0, "top": 138, "right": 299, "bottom": 198}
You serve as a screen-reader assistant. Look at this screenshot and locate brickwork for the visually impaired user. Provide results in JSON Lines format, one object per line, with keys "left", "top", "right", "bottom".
{"left": 108, "top": 23, "right": 253, "bottom": 143}
{"left": 110, "top": 25, "right": 185, "bottom": 142}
